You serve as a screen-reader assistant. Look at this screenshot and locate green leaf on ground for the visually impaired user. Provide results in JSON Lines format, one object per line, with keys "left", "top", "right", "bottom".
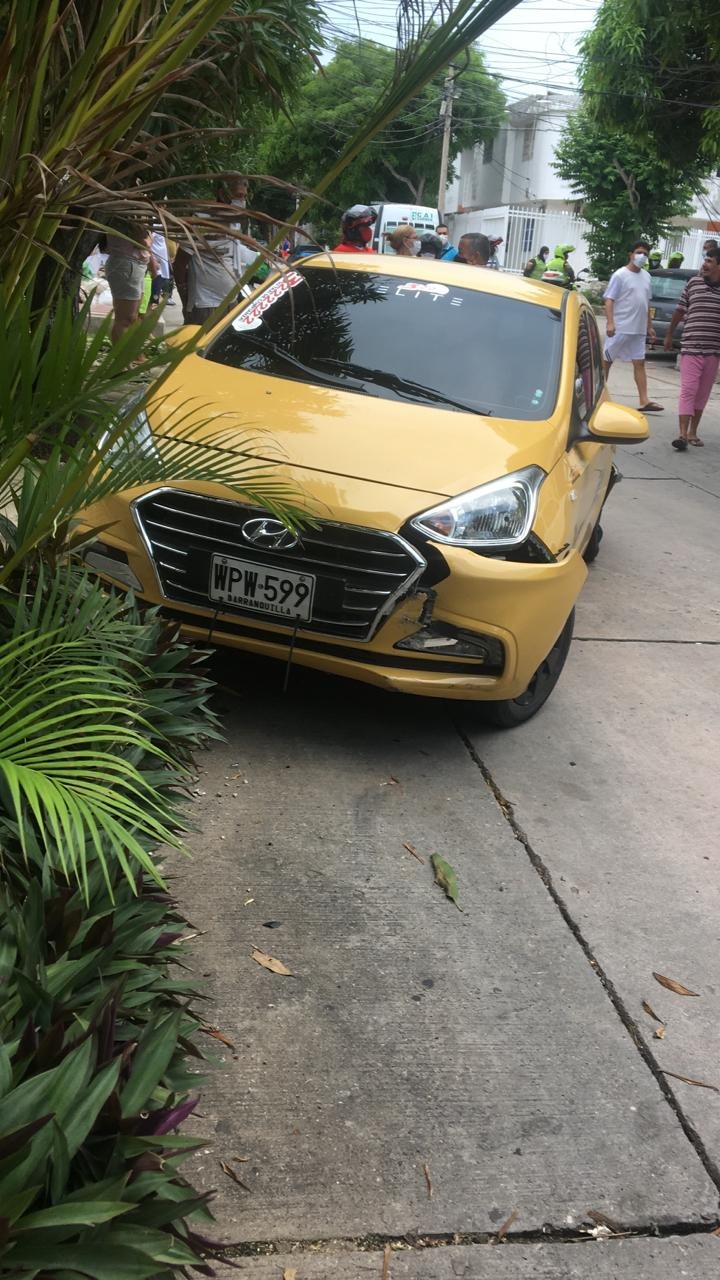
{"left": 431, "top": 854, "right": 461, "bottom": 910}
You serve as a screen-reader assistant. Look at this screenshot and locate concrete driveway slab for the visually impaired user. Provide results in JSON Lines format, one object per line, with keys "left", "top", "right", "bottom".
{"left": 212, "top": 1234, "right": 720, "bottom": 1278}
{"left": 462, "top": 639, "right": 720, "bottom": 1181}
{"left": 578, "top": 478, "right": 720, "bottom": 640}
{"left": 178, "top": 675, "right": 717, "bottom": 1245}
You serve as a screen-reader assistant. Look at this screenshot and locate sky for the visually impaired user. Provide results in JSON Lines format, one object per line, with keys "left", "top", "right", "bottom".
{"left": 321, "top": 0, "right": 603, "bottom": 100}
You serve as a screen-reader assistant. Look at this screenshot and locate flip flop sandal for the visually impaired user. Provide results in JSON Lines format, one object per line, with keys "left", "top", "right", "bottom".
{"left": 688, "top": 438, "right": 704, "bottom": 446}
{"left": 640, "top": 402, "right": 664, "bottom": 412}
{"left": 671, "top": 437, "right": 688, "bottom": 451}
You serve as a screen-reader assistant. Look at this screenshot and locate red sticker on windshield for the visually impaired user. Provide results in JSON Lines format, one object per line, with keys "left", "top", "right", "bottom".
{"left": 233, "top": 270, "right": 303, "bottom": 331}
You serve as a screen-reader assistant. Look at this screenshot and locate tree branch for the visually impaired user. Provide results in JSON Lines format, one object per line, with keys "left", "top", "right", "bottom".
{"left": 381, "top": 157, "right": 420, "bottom": 201}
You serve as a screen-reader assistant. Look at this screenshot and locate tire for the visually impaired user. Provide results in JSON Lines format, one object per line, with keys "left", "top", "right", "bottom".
{"left": 583, "top": 520, "right": 603, "bottom": 564}
{"left": 480, "top": 609, "right": 575, "bottom": 728}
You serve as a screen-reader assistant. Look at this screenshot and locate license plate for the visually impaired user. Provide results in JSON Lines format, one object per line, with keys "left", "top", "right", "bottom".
{"left": 209, "top": 554, "right": 315, "bottom": 621}
{"left": 649, "top": 307, "right": 656, "bottom": 318}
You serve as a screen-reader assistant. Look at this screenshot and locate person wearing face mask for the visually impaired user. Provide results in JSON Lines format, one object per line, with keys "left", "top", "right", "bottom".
{"left": 174, "top": 175, "right": 259, "bottom": 324}
{"left": 436, "top": 223, "right": 458, "bottom": 261}
{"left": 387, "top": 224, "right": 421, "bottom": 256}
{"left": 334, "top": 205, "right": 377, "bottom": 253}
{"left": 603, "top": 240, "right": 663, "bottom": 413}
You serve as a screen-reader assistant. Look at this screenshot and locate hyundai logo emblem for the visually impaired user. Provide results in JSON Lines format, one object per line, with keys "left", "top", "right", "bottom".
{"left": 241, "top": 517, "right": 299, "bottom": 551}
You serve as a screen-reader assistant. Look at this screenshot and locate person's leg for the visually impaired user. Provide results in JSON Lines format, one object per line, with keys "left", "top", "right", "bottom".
{"left": 111, "top": 297, "right": 140, "bottom": 343}
{"left": 687, "top": 354, "right": 719, "bottom": 443}
{"left": 632, "top": 358, "right": 648, "bottom": 406}
{"left": 675, "top": 353, "right": 702, "bottom": 450}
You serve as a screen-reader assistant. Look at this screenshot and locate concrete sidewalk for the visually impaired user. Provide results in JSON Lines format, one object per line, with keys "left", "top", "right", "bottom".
{"left": 174, "top": 354, "right": 720, "bottom": 1278}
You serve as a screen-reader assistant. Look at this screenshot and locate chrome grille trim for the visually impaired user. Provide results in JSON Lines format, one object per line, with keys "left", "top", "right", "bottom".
{"left": 132, "top": 488, "right": 426, "bottom": 642}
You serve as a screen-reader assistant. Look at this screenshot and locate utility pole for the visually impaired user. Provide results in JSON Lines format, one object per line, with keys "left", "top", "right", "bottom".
{"left": 437, "top": 64, "right": 457, "bottom": 220}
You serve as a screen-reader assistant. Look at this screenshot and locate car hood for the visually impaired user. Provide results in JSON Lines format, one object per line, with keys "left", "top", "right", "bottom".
{"left": 152, "top": 356, "right": 565, "bottom": 499}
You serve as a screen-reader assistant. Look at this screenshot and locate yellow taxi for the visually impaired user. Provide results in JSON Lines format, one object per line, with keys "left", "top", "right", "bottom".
{"left": 77, "top": 255, "right": 648, "bottom": 725}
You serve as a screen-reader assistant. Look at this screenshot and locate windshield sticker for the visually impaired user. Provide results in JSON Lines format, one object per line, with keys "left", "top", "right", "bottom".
{"left": 396, "top": 281, "right": 449, "bottom": 301}
{"left": 233, "top": 270, "right": 303, "bottom": 331}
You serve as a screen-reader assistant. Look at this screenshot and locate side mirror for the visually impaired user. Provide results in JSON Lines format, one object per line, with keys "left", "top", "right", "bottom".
{"left": 583, "top": 399, "right": 649, "bottom": 444}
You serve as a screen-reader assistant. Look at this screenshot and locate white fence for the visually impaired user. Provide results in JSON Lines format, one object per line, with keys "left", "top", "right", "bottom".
{"left": 448, "top": 206, "right": 592, "bottom": 277}
{"left": 447, "top": 206, "right": 716, "bottom": 276}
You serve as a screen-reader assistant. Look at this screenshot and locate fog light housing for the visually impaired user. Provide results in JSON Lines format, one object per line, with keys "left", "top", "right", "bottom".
{"left": 81, "top": 541, "right": 144, "bottom": 592}
{"left": 396, "top": 624, "right": 504, "bottom": 672}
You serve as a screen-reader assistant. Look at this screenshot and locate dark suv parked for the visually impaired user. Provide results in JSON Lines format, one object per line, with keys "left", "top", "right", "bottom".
{"left": 647, "top": 268, "right": 695, "bottom": 353}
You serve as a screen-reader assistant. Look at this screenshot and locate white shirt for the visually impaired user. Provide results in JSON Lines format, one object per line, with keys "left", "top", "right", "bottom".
{"left": 151, "top": 231, "right": 170, "bottom": 277}
{"left": 188, "top": 228, "right": 258, "bottom": 309}
{"left": 603, "top": 266, "right": 651, "bottom": 334}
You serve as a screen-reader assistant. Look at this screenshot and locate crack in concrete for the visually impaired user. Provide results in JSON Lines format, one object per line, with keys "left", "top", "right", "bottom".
{"left": 574, "top": 637, "right": 720, "bottom": 645}
{"left": 453, "top": 725, "right": 720, "bottom": 1210}
{"left": 219, "top": 1220, "right": 720, "bottom": 1260}
{"left": 620, "top": 462, "right": 720, "bottom": 501}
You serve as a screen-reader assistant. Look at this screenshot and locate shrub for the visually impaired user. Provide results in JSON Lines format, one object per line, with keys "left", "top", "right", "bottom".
{"left": 0, "top": 572, "right": 230, "bottom": 1277}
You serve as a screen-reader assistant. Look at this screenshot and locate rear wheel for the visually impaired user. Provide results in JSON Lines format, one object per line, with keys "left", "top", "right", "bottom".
{"left": 480, "top": 610, "right": 575, "bottom": 728}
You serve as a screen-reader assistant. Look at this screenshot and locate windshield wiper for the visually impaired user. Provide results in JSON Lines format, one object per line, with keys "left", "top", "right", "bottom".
{"left": 237, "top": 336, "right": 367, "bottom": 393}
{"left": 314, "top": 358, "right": 492, "bottom": 416}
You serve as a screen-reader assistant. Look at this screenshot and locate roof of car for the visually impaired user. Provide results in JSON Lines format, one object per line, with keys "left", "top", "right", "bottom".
{"left": 294, "top": 251, "right": 564, "bottom": 307}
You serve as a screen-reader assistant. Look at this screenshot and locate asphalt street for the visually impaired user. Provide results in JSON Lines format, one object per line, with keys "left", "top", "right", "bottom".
{"left": 175, "top": 355, "right": 720, "bottom": 1277}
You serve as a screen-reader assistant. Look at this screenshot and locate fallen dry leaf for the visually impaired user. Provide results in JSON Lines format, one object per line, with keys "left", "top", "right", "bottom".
{"left": 641, "top": 999, "right": 665, "bottom": 1025}
{"left": 654, "top": 1026, "right": 666, "bottom": 1040}
{"left": 232, "top": 1155, "right": 250, "bottom": 1163}
{"left": 283, "top": 1270, "right": 297, "bottom": 1280}
{"left": 381, "top": 776, "right": 400, "bottom": 787}
{"left": 660, "top": 1069, "right": 719, "bottom": 1093}
{"left": 382, "top": 1244, "right": 391, "bottom": 1279}
{"left": 200, "top": 1025, "right": 236, "bottom": 1051}
{"left": 219, "top": 1159, "right": 251, "bottom": 1191}
{"left": 587, "top": 1209, "right": 624, "bottom": 1233}
{"left": 403, "top": 841, "right": 426, "bottom": 865}
{"left": 496, "top": 1208, "right": 518, "bottom": 1241}
{"left": 423, "top": 1161, "right": 433, "bottom": 1199}
{"left": 653, "top": 972, "right": 699, "bottom": 997}
{"left": 251, "top": 947, "right": 293, "bottom": 976}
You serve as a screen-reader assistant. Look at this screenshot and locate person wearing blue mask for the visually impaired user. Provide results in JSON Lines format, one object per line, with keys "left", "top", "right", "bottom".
{"left": 603, "top": 240, "right": 663, "bottom": 413}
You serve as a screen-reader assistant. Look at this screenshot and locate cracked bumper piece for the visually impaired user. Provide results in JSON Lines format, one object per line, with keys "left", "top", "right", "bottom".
{"left": 75, "top": 520, "right": 587, "bottom": 702}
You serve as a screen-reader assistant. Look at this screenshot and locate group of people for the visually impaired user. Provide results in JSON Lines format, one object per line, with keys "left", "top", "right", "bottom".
{"left": 603, "top": 236, "right": 720, "bottom": 448}
{"left": 332, "top": 204, "right": 500, "bottom": 268}
{"left": 102, "top": 176, "right": 261, "bottom": 343}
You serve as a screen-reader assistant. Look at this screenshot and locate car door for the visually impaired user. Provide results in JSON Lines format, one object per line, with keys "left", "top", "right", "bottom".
{"left": 564, "top": 310, "right": 614, "bottom": 549}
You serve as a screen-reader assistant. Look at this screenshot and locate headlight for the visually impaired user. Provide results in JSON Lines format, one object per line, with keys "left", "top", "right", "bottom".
{"left": 99, "top": 404, "right": 157, "bottom": 466}
{"left": 411, "top": 466, "right": 545, "bottom": 548}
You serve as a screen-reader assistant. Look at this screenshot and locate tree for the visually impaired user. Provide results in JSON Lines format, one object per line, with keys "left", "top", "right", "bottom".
{"left": 577, "top": 0, "right": 720, "bottom": 168}
{"left": 256, "top": 37, "right": 505, "bottom": 237}
{"left": 554, "top": 109, "right": 701, "bottom": 279}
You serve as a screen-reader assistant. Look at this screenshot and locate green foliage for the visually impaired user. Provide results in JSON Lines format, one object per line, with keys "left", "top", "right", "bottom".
{"left": 578, "top": 0, "right": 720, "bottom": 166}
{"left": 553, "top": 108, "right": 698, "bottom": 278}
{"left": 0, "top": 293, "right": 307, "bottom": 585}
{"left": 0, "top": 578, "right": 229, "bottom": 1276}
{"left": 257, "top": 36, "right": 505, "bottom": 236}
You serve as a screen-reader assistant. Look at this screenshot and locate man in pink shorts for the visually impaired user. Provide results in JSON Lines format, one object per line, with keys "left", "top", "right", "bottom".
{"left": 664, "top": 247, "right": 720, "bottom": 449}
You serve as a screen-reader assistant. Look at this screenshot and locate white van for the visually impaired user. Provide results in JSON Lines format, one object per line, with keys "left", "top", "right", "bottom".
{"left": 372, "top": 202, "right": 440, "bottom": 254}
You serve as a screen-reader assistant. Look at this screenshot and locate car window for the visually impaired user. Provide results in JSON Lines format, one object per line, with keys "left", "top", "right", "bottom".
{"left": 205, "top": 266, "right": 564, "bottom": 421}
{"left": 575, "top": 312, "right": 603, "bottom": 419}
{"left": 650, "top": 274, "right": 689, "bottom": 300}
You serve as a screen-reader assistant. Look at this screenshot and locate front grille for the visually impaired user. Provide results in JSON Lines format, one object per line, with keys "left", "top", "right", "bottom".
{"left": 133, "top": 489, "right": 425, "bottom": 641}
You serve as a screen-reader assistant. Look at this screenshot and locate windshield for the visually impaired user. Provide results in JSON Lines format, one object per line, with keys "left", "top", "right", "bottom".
{"left": 650, "top": 274, "right": 690, "bottom": 300}
{"left": 205, "top": 267, "right": 563, "bottom": 421}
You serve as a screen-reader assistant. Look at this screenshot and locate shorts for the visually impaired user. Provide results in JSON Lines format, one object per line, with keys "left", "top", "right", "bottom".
{"left": 104, "top": 254, "right": 147, "bottom": 302}
{"left": 604, "top": 332, "right": 646, "bottom": 364}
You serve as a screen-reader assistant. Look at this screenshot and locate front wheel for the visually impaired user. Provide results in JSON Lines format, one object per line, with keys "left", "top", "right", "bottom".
{"left": 480, "top": 610, "right": 575, "bottom": 728}
{"left": 583, "top": 520, "right": 603, "bottom": 564}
